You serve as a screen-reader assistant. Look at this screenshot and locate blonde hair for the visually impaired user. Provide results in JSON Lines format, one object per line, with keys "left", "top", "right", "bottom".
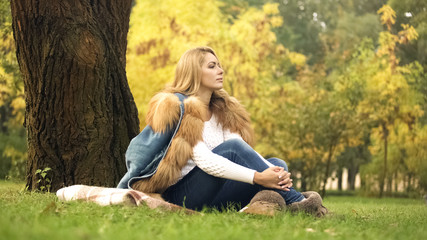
{"left": 167, "top": 46, "right": 219, "bottom": 95}
{"left": 167, "top": 47, "right": 228, "bottom": 119}
{"left": 165, "top": 46, "right": 254, "bottom": 146}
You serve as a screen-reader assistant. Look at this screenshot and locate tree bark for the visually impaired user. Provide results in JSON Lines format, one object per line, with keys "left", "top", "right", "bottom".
{"left": 10, "top": 0, "right": 139, "bottom": 191}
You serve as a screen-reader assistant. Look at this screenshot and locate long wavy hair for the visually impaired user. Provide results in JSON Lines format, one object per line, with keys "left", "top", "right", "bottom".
{"left": 166, "top": 46, "right": 254, "bottom": 145}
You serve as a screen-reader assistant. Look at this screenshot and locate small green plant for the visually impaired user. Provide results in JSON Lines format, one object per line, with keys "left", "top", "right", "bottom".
{"left": 35, "top": 167, "right": 52, "bottom": 192}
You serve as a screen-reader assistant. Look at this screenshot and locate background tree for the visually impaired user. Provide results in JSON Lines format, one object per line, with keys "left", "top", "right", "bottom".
{"left": 0, "top": 0, "right": 26, "bottom": 180}
{"left": 10, "top": 0, "right": 140, "bottom": 191}
{"left": 332, "top": 42, "right": 376, "bottom": 191}
{"left": 358, "top": 5, "right": 421, "bottom": 197}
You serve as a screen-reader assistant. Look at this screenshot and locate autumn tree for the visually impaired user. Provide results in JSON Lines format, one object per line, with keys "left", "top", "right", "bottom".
{"left": 332, "top": 41, "right": 377, "bottom": 191}
{"left": 358, "top": 5, "right": 420, "bottom": 197}
{"left": 10, "top": 0, "right": 140, "bottom": 191}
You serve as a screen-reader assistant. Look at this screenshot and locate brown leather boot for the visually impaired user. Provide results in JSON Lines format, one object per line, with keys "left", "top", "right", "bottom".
{"left": 287, "top": 191, "right": 328, "bottom": 217}
{"left": 241, "top": 190, "right": 285, "bottom": 216}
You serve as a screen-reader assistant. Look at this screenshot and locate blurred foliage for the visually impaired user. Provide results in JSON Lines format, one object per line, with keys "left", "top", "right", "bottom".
{"left": 1, "top": 0, "right": 426, "bottom": 195}
{"left": 0, "top": 0, "right": 26, "bottom": 180}
{"left": 356, "top": 5, "right": 424, "bottom": 197}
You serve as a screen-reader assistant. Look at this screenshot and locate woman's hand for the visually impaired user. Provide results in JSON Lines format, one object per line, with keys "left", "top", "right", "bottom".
{"left": 253, "top": 166, "right": 293, "bottom": 191}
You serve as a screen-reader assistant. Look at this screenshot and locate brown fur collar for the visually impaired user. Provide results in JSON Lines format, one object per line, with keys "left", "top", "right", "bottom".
{"left": 132, "top": 91, "right": 253, "bottom": 193}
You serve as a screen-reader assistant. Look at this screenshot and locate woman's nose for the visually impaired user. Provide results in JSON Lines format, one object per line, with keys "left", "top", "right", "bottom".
{"left": 218, "top": 67, "right": 224, "bottom": 75}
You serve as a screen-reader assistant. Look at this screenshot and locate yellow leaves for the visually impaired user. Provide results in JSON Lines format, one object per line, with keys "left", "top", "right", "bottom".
{"left": 288, "top": 52, "right": 307, "bottom": 67}
{"left": 3, "top": 145, "right": 24, "bottom": 159}
{"left": 262, "top": 2, "right": 283, "bottom": 27}
{"left": 0, "top": 30, "right": 24, "bottom": 126}
{"left": 10, "top": 97, "right": 25, "bottom": 126}
{"left": 365, "top": 67, "right": 409, "bottom": 105}
{"left": 263, "top": 3, "right": 279, "bottom": 15}
{"left": 281, "top": 82, "right": 305, "bottom": 104}
{"left": 270, "top": 16, "right": 283, "bottom": 28}
{"left": 303, "top": 147, "right": 322, "bottom": 163}
{"left": 305, "top": 133, "right": 315, "bottom": 143}
{"left": 358, "top": 5, "right": 420, "bottom": 137}
{"left": 0, "top": 79, "right": 10, "bottom": 106}
{"left": 287, "top": 149, "right": 303, "bottom": 159}
{"left": 412, "top": 105, "right": 424, "bottom": 118}
{"left": 377, "top": 5, "right": 396, "bottom": 29}
{"left": 11, "top": 96, "right": 25, "bottom": 112}
{"left": 376, "top": 5, "right": 418, "bottom": 72}
{"left": 398, "top": 24, "right": 418, "bottom": 44}
{"left": 308, "top": 95, "right": 317, "bottom": 104}
{"left": 368, "top": 123, "right": 427, "bottom": 180}
{"left": 306, "top": 89, "right": 327, "bottom": 104}
{"left": 377, "top": 23, "right": 419, "bottom": 58}
{"left": 404, "top": 125, "right": 427, "bottom": 173}
{"left": 231, "top": 8, "right": 273, "bottom": 47}
{"left": 347, "top": 137, "right": 362, "bottom": 148}
{"left": 377, "top": 31, "right": 397, "bottom": 57}
{"left": 368, "top": 126, "right": 384, "bottom": 154}
{"left": 275, "top": 44, "right": 286, "bottom": 55}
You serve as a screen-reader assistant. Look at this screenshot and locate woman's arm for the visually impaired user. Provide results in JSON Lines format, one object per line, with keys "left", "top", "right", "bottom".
{"left": 192, "top": 141, "right": 292, "bottom": 190}
{"left": 193, "top": 141, "right": 256, "bottom": 184}
{"left": 222, "top": 129, "right": 293, "bottom": 190}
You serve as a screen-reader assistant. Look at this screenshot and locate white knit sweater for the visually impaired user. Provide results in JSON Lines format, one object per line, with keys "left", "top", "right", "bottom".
{"left": 179, "top": 114, "right": 274, "bottom": 184}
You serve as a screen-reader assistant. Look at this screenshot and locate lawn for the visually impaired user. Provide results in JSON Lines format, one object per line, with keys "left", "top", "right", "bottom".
{"left": 0, "top": 181, "right": 426, "bottom": 240}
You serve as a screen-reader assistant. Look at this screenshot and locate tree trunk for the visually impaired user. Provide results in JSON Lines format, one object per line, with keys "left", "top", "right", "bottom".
{"left": 301, "top": 175, "right": 307, "bottom": 192}
{"left": 379, "top": 122, "right": 389, "bottom": 198}
{"left": 337, "top": 167, "right": 343, "bottom": 191}
{"left": 321, "top": 143, "right": 335, "bottom": 198}
{"left": 10, "top": 0, "right": 139, "bottom": 191}
{"left": 387, "top": 175, "right": 392, "bottom": 194}
{"left": 347, "top": 165, "right": 358, "bottom": 191}
{"left": 394, "top": 171, "right": 398, "bottom": 193}
{"left": 406, "top": 174, "right": 412, "bottom": 193}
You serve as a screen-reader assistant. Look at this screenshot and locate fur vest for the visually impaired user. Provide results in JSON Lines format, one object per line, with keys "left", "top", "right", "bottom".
{"left": 131, "top": 91, "right": 253, "bottom": 193}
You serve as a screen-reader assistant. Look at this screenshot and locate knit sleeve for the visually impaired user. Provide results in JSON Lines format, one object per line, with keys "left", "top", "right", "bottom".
{"left": 192, "top": 141, "right": 256, "bottom": 184}
{"left": 223, "top": 129, "right": 274, "bottom": 168}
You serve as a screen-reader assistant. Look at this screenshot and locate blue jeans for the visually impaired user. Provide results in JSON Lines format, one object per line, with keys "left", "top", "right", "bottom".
{"left": 162, "top": 139, "right": 304, "bottom": 210}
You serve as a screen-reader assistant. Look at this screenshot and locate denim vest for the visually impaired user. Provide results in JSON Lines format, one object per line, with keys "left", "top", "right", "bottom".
{"left": 117, "top": 93, "right": 187, "bottom": 189}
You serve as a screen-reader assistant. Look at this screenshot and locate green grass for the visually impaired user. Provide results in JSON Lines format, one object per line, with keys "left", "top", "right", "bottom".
{"left": 1, "top": 181, "right": 426, "bottom": 240}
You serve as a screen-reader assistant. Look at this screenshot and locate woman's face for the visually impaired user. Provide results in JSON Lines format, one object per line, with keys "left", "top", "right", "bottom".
{"left": 199, "top": 53, "right": 224, "bottom": 93}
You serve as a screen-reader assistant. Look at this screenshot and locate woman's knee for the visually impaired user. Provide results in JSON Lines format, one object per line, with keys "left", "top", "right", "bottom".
{"left": 267, "top": 158, "right": 289, "bottom": 171}
{"left": 223, "top": 138, "right": 250, "bottom": 149}
{"left": 213, "top": 138, "right": 252, "bottom": 154}
{"left": 212, "top": 138, "right": 258, "bottom": 166}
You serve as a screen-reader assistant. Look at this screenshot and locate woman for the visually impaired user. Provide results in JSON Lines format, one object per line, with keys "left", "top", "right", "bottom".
{"left": 118, "top": 46, "right": 327, "bottom": 216}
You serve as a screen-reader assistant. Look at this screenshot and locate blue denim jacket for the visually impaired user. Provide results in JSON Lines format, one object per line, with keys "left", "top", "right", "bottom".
{"left": 117, "top": 93, "right": 187, "bottom": 189}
